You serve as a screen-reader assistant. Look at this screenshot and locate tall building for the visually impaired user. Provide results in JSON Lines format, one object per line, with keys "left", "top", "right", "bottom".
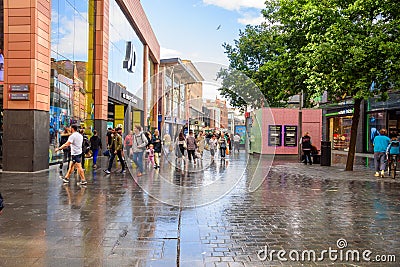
{"left": 159, "top": 58, "right": 203, "bottom": 139}
{"left": 1, "top": 0, "right": 159, "bottom": 171}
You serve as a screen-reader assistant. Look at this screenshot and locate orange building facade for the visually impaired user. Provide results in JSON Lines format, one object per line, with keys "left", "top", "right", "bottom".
{"left": 1, "top": 0, "right": 160, "bottom": 171}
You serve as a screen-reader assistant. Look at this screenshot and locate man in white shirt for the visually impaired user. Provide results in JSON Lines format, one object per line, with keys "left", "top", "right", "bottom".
{"left": 233, "top": 133, "right": 241, "bottom": 153}
{"left": 55, "top": 124, "right": 87, "bottom": 185}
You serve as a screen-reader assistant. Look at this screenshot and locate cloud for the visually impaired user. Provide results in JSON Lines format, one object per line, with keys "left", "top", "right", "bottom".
{"left": 51, "top": 11, "right": 89, "bottom": 61}
{"left": 238, "top": 14, "right": 265, "bottom": 25}
{"left": 203, "top": 0, "right": 265, "bottom": 11}
{"left": 161, "top": 47, "right": 182, "bottom": 58}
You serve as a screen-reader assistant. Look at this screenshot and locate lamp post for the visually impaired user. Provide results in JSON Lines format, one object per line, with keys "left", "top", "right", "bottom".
{"left": 298, "top": 90, "right": 303, "bottom": 162}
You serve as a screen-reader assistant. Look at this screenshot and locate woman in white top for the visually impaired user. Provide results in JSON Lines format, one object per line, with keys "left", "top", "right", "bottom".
{"left": 208, "top": 134, "right": 218, "bottom": 160}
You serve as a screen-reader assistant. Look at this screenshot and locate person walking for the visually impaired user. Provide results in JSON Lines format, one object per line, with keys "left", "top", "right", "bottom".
{"left": 163, "top": 133, "right": 172, "bottom": 159}
{"left": 104, "top": 127, "right": 125, "bottom": 174}
{"left": 132, "top": 125, "right": 148, "bottom": 177}
{"left": 176, "top": 131, "right": 186, "bottom": 159}
{"left": 151, "top": 129, "right": 162, "bottom": 169}
{"left": 55, "top": 124, "right": 88, "bottom": 186}
{"left": 186, "top": 130, "right": 197, "bottom": 164}
{"left": 373, "top": 128, "right": 391, "bottom": 177}
{"left": 209, "top": 134, "right": 218, "bottom": 161}
{"left": 233, "top": 133, "right": 241, "bottom": 153}
{"left": 59, "top": 127, "right": 71, "bottom": 172}
{"left": 218, "top": 132, "right": 227, "bottom": 161}
{"left": 196, "top": 131, "right": 205, "bottom": 160}
{"left": 124, "top": 130, "right": 133, "bottom": 159}
{"left": 89, "top": 130, "right": 102, "bottom": 169}
{"left": 80, "top": 129, "right": 90, "bottom": 171}
{"left": 301, "top": 132, "right": 313, "bottom": 165}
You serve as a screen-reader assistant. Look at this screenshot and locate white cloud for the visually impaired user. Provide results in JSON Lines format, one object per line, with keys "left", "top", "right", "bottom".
{"left": 51, "top": 12, "right": 89, "bottom": 61}
{"left": 161, "top": 47, "right": 182, "bottom": 59}
{"left": 238, "top": 14, "right": 265, "bottom": 25}
{"left": 203, "top": 0, "right": 265, "bottom": 11}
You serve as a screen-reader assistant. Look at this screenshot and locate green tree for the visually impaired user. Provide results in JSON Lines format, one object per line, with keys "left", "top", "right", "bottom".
{"left": 221, "top": 0, "right": 400, "bottom": 170}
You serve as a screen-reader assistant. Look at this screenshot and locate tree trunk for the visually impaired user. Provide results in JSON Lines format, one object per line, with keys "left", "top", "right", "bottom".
{"left": 345, "top": 98, "right": 362, "bottom": 171}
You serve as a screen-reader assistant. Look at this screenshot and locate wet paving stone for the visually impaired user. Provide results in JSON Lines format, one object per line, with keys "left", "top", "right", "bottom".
{"left": 0, "top": 153, "right": 400, "bottom": 266}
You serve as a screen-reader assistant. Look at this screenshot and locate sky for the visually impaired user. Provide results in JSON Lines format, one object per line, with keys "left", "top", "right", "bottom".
{"left": 141, "top": 0, "right": 266, "bottom": 99}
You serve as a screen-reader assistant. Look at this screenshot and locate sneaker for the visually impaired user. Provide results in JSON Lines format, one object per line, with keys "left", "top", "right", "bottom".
{"left": 137, "top": 172, "right": 142, "bottom": 177}
{"left": 380, "top": 170, "right": 385, "bottom": 178}
{"left": 93, "top": 164, "right": 97, "bottom": 169}
{"left": 374, "top": 172, "right": 380, "bottom": 177}
{"left": 79, "top": 180, "right": 87, "bottom": 185}
{"left": 120, "top": 169, "right": 126, "bottom": 174}
{"left": 103, "top": 169, "right": 111, "bottom": 174}
{"left": 62, "top": 178, "right": 70, "bottom": 183}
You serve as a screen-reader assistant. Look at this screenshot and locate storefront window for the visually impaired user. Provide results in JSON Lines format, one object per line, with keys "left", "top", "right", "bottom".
{"left": 366, "top": 112, "right": 385, "bottom": 153}
{"left": 331, "top": 117, "right": 352, "bottom": 151}
{"left": 49, "top": 0, "right": 93, "bottom": 164}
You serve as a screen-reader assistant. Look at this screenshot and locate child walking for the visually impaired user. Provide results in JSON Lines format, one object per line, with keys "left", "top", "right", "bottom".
{"left": 147, "top": 144, "right": 155, "bottom": 167}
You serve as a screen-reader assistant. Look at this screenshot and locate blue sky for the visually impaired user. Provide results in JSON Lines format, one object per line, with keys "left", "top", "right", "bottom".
{"left": 141, "top": 0, "right": 266, "bottom": 66}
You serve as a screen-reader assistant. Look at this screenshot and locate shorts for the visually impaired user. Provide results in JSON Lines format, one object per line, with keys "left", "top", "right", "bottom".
{"left": 72, "top": 154, "right": 82, "bottom": 164}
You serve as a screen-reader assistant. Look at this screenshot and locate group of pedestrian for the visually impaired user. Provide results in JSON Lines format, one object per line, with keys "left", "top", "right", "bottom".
{"left": 174, "top": 130, "right": 240, "bottom": 164}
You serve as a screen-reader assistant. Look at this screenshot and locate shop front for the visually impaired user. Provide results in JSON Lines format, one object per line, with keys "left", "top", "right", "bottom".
{"left": 108, "top": 81, "right": 143, "bottom": 134}
{"left": 366, "top": 93, "right": 400, "bottom": 153}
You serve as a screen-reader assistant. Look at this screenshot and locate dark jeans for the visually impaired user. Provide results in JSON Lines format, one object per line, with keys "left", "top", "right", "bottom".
{"left": 60, "top": 150, "right": 71, "bottom": 168}
{"left": 220, "top": 147, "right": 226, "bottom": 158}
{"left": 107, "top": 150, "right": 125, "bottom": 171}
{"left": 188, "top": 150, "right": 195, "bottom": 161}
{"left": 92, "top": 149, "right": 99, "bottom": 165}
{"left": 374, "top": 152, "right": 386, "bottom": 172}
{"left": 133, "top": 151, "right": 144, "bottom": 173}
{"left": 303, "top": 150, "right": 312, "bottom": 164}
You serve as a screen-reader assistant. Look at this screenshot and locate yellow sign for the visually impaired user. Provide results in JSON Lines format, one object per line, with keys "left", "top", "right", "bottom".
{"left": 115, "top": 105, "right": 125, "bottom": 119}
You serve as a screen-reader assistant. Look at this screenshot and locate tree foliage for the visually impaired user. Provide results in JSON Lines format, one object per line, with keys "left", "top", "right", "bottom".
{"left": 220, "top": 0, "right": 400, "bottom": 170}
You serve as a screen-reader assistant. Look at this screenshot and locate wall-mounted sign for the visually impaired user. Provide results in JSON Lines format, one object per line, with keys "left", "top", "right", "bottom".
{"left": 268, "top": 125, "right": 282, "bottom": 146}
{"left": 123, "top": 41, "right": 137, "bottom": 73}
{"left": 284, "top": 125, "right": 298, "bottom": 147}
{"left": 325, "top": 108, "right": 354, "bottom": 117}
{"left": 9, "top": 93, "right": 29, "bottom": 100}
{"left": 121, "top": 92, "right": 138, "bottom": 104}
{"left": 9, "top": 84, "right": 29, "bottom": 92}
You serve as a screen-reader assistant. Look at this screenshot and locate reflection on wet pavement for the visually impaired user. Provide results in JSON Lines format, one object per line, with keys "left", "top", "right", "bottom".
{"left": 0, "top": 152, "right": 399, "bottom": 266}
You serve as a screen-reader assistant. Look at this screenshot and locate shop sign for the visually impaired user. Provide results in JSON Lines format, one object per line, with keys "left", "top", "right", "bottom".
{"left": 9, "top": 84, "right": 29, "bottom": 92}
{"left": 284, "top": 125, "right": 297, "bottom": 147}
{"left": 121, "top": 93, "right": 138, "bottom": 104}
{"left": 325, "top": 108, "right": 354, "bottom": 117}
{"left": 268, "top": 125, "right": 282, "bottom": 146}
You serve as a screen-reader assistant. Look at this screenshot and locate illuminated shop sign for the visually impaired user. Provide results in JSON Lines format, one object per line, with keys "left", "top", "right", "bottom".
{"left": 121, "top": 93, "right": 138, "bottom": 104}
{"left": 325, "top": 108, "right": 354, "bottom": 117}
{"left": 123, "top": 41, "right": 137, "bottom": 73}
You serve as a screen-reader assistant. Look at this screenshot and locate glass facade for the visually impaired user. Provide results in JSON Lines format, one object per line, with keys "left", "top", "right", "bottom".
{"left": 109, "top": 0, "right": 143, "bottom": 95}
{"left": 49, "top": 0, "right": 94, "bottom": 163}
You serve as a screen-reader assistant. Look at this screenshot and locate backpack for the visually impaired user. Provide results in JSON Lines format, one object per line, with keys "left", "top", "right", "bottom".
{"left": 82, "top": 135, "right": 90, "bottom": 154}
{"left": 389, "top": 140, "right": 400, "bottom": 155}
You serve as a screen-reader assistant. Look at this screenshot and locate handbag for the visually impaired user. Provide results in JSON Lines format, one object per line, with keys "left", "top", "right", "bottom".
{"left": 103, "top": 149, "right": 110, "bottom": 157}
{"left": 226, "top": 147, "right": 229, "bottom": 155}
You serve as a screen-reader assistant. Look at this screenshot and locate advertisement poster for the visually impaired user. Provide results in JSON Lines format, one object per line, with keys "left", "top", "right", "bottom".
{"left": 234, "top": 125, "right": 247, "bottom": 144}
